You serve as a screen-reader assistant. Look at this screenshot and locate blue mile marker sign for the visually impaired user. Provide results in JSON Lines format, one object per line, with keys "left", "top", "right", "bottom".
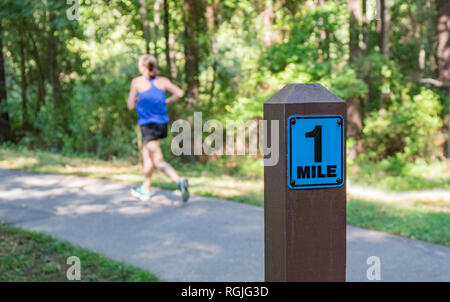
{"left": 288, "top": 115, "right": 344, "bottom": 189}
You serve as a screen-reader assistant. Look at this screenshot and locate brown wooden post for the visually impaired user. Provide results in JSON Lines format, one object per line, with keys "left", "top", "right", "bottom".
{"left": 264, "top": 83, "right": 347, "bottom": 282}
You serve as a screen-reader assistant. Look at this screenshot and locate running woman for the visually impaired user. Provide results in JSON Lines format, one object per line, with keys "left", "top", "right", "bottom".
{"left": 127, "top": 54, "right": 189, "bottom": 202}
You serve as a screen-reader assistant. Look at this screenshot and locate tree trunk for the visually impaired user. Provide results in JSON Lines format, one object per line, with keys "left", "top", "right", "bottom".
{"left": 28, "top": 32, "right": 46, "bottom": 116}
{"left": 437, "top": 0, "right": 449, "bottom": 86}
{"left": 48, "top": 13, "right": 62, "bottom": 113}
{"left": 163, "top": 0, "right": 172, "bottom": 79}
{"left": 169, "top": 33, "right": 178, "bottom": 79}
{"left": 154, "top": 0, "right": 163, "bottom": 59}
{"left": 437, "top": 0, "right": 450, "bottom": 157}
{"left": 19, "top": 35, "right": 28, "bottom": 127}
{"left": 382, "top": 0, "right": 391, "bottom": 56}
{"left": 376, "top": 0, "right": 383, "bottom": 52}
{"left": 361, "top": 0, "right": 370, "bottom": 125}
{"left": 0, "top": 23, "right": 11, "bottom": 142}
{"left": 183, "top": 0, "right": 203, "bottom": 107}
{"left": 348, "top": 0, "right": 361, "bottom": 62}
{"left": 139, "top": 0, "right": 151, "bottom": 54}
{"left": 362, "top": 0, "right": 369, "bottom": 55}
{"left": 377, "top": 0, "right": 391, "bottom": 56}
{"left": 261, "top": 0, "right": 274, "bottom": 47}
{"left": 376, "top": 0, "right": 391, "bottom": 111}
{"left": 346, "top": 97, "right": 363, "bottom": 138}
{"left": 423, "top": 0, "right": 434, "bottom": 78}
{"left": 315, "top": 0, "right": 331, "bottom": 62}
{"left": 346, "top": 0, "right": 364, "bottom": 156}
{"left": 207, "top": 0, "right": 218, "bottom": 109}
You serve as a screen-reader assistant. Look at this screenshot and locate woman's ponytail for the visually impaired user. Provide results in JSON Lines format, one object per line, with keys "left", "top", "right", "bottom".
{"left": 140, "top": 54, "right": 160, "bottom": 79}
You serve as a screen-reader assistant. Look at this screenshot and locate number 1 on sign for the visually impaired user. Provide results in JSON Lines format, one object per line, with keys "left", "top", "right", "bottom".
{"left": 305, "top": 125, "right": 322, "bottom": 163}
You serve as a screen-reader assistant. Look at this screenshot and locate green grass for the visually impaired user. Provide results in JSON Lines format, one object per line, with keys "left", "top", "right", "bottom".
{"left": 0, "top": 145, "right": 449, "bottom": 247}
{"left": 0, "top": 146, "right": 264, "bottom": 206}
{"left": 348, "top": 157, "right": 450, "bottom": 191}
{"left": 348, "top": 199, "right": 450, "bottom": 246}
{"left": 0, "top": 223, "right": 160, "bottom": 282}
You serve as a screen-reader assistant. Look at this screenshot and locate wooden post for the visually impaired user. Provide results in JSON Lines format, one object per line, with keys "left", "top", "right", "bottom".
{"left": 264, "top": 83, "right": 347, "bottom": 281}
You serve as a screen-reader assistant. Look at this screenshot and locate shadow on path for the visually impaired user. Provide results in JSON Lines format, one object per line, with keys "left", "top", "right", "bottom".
{"left": 0, "top": 169, "right": 449, "bottom": 281}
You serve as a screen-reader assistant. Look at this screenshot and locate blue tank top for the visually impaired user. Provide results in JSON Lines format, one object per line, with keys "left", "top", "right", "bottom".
{"left": 136, "top": 76, "right": 169, "bottom": 125}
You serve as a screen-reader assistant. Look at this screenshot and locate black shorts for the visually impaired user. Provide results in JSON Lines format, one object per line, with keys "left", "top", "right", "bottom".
{"left": 140, "top": 123, "right": 168, "bottom": 143}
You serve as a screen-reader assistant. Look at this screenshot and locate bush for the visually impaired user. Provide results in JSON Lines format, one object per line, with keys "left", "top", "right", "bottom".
{"left": 362, "top": 88, "right": 443, "bottom": 160}
{"left": 18, "top": 74, "right": 139, "bottom": 160}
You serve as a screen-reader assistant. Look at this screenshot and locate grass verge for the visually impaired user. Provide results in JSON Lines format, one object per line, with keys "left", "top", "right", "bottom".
{"left": 0, "top": 146, "right": 449, "bottom": 246}
{"left": 348, "top": 157, "right": 450, "bottom": 191}
{"left": 0, "top": 146, "right": 264, "bottom": 206}
{"left": 347, "top": 199, "right": 450, "bottom": 246}
{"left": 0, "top": 223, "right": 160, "bottom": 282}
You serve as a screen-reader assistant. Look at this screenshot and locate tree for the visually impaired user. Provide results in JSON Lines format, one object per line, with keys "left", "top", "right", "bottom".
{"left": 362, "top": 0, "right": 369, "bottom": 55}
{"left": 261, "top": 0, "right": 274, "bottom": 47}
{"left": 28, "top": 30, "right": 46, "bottom": 116}
{"left": 436, "top": 0, "right": 450, "bottom": 157}
{"left": 139, "top": 0, "right": 151, "bottom": 54}
{"left": 163, "top": 0, "right": 172, "bottom": 79}
{"left": 437, "top": 0, "right": 449, "bottom": 86}
{"left": 348, "top": 0, "right": 361, "bottom": 61}
{"left": 207, "top": 0, "right": 218, "bottom": 107}
{"left": 183, "top": 0, "right": 204, "bottom": 107}
{"left": 48, "top": 9, "right": 63, "bottom": 115}
{"left": 18, "top": 31, "right": 28, "bottom": 126}
{"left": 346, "top": 0, "right": 363, "bottom": 154}
{"left": 0, "top": 22, "right": 11, "bottom": 142}
{"left": 377, "top": 0, "right": 391, "bottom": 56}
{"left": 154, "top": 0, "right": 163, "bottom": 59}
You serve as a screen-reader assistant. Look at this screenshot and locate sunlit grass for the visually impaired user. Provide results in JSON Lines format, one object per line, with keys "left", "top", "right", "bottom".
{"left": 347, "top": 199, "right": 450, "bottom": 246}
{"left": 348, "top": 157, "right": 450, "bottom": 191}
{"left": 0, "top": 147, "right": 264, "bottom": 206}
{"left": 1, "top": 146, "right": 449, "bottom": 245}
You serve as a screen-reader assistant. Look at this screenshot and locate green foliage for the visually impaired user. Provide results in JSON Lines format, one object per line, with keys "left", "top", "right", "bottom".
{"left": 262, "top": 1, "right": 347, "bottom": 73}
{"left": 322, "top": 66, "right": 368, "bottom": 100}
{"left": 226, "top": 0, "right": 369, "bottom": 122}
{"left": 390, "top": 0, "right": 438, "bottom": 80}
{"left": 353, "top": 53, "right": 406, "bottom": 111}
{"left": 1, "top": 0, "right": 447, "bottom": 165}
{"left": 362, "top": 88, "right": 443, "bottom": 160}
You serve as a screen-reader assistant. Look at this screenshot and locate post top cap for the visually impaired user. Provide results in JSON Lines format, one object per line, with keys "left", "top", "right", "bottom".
{"left": 265, "top": 83, "right": 344, "bottom": 104}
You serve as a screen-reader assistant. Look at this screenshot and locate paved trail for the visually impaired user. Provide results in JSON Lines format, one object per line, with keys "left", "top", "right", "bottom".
{"left": 0, "top": 169, "right": 449, "bottom": 281}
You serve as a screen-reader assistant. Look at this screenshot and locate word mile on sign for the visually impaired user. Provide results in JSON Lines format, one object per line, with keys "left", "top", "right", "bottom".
{"left": 287, "top": 115, "right": 344, "bottom": 190}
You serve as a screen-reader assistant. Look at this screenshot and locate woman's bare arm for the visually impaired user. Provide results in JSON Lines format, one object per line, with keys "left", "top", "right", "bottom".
{"left": 164, "top": 78, "right": 184, "bottom": 104}
{"left": 127, "top": 79, "right": 138, "bottom": 110}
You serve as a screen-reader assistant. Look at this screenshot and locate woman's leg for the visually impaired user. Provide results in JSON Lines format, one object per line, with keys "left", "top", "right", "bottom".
{"left": 146, "top": 139, "right": 180, "bottom": 183}
{"left": 141, "top": 143, "right": 155, "bottom": 191}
